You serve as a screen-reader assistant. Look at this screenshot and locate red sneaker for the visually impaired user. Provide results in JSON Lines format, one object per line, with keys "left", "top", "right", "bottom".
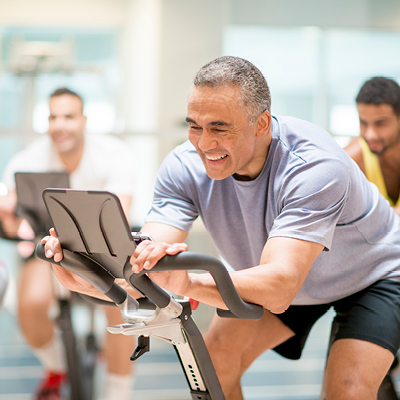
{"left": 35, "top": 371, "right": 68, "bottom": 400}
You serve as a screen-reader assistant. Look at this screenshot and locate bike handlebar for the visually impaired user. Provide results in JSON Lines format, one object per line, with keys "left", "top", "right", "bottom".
{"left": 36, "top": 243, "right": 128, "bottom": 305}
{"left": 126, "top": 252, "right": 263, "bottom": 320}
{"left": 36, "top": 242, "right": 264, "bottom": 320}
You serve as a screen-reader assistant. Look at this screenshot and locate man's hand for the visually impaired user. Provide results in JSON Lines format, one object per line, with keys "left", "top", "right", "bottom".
{"left": 130, "top": 239, "right": 191, "bottom": 296}
{"left": 41, "top": 228, "right": 100, "bottom": 296}
{"left": 41, "top": 228, "right": 63, "bottom": 262}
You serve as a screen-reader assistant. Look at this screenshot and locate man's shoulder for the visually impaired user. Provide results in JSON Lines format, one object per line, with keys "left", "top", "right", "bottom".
{"left": 83, "top": 134, "right": 134, "bottom": 161}
{"left": 172, "top": 140, "right": 197, "bottom": 154}
{"left": 167, "top": 141, "right": 199, "bottom": 164}
{"left": 8, "top": 136, "right": 51, "bottom": 163}
{"left": 273, "top": 115, "right": 341, "bottom": 158}
{"left": 274, "top": 115, "right": 329, "bottom": 135}
{"left": 85, "top": 134, "right": 126, "bottom": 148}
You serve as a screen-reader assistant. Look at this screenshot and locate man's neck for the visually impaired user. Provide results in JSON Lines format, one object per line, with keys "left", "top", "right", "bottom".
{"left": 233, "top": 130, "right": 272, "bottom": 181}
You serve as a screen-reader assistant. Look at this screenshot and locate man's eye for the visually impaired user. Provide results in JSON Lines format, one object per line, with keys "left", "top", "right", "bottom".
{"left": 212, "top": 128, "right": 227, "bottom": 133}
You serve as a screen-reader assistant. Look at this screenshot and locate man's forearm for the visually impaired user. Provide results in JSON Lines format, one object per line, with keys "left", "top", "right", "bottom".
{"left": 184, "top": 265, "right": 301, "bottom": 314}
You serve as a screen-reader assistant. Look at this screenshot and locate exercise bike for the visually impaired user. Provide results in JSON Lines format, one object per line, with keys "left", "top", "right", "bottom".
{"left": 0, "top": 173, "right": 98, "bottom": 400}
{"left": 35, "top": 188, "right": 264, "bottom": 400}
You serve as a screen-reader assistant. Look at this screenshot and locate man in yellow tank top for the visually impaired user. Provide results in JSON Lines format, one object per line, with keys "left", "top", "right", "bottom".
{"left": 345, "top": 77, "right": 400, "bottom": 215}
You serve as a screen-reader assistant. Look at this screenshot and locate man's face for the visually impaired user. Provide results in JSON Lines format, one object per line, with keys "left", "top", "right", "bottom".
{"left": 48, "top": 95, "right": 86, "bottom": 154}
{"left": 187, "top": 85, "right": 267, "bottom": 181}
{"left": 357, "top": 103, "right": 400, "bottom": 155}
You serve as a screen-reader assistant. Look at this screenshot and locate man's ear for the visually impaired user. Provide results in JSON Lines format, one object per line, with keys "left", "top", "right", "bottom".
{"left": 255, "top": 110, "right": 271, "bottom": 138}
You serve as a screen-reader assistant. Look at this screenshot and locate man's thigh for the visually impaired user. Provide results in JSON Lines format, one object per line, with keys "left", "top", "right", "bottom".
{"left": 203, "top": 309, "right": 295, "bottom": 376}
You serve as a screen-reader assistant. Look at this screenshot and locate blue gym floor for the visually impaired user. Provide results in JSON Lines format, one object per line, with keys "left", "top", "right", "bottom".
{"left": 3, "top": 301, "right": 396, "bottom": 400}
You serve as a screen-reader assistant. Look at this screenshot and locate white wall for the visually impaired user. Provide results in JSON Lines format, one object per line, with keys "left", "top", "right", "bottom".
{"left": 0, "top": 0, "right": 128, "bottom": 27}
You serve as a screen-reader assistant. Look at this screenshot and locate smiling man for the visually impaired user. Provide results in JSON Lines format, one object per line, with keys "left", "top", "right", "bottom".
{"left": 44, "top": 58, "right": 400, "bottom": 400}
{"left": 345, "top": 77, "right": 400, "bottom": 215}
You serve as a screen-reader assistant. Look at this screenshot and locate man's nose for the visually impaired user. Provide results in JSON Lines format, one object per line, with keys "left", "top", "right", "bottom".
{"left": 363, "top": 125, "right": 378, "bottom": 141}
{"left": 52, "top": 117, "right": 65, "bottom": 130}
{"left": 198, "top": 130, "right": 217, "bottom": 151}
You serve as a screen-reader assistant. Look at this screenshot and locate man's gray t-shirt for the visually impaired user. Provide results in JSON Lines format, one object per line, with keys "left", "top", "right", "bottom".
{"left": 145, "top": 116, "right": 400, "bottom": 305}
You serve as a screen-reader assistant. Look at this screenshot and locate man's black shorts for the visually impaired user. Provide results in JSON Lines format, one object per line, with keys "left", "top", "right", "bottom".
{"left": 273, "top": 279, "right": 400, "bottom": 360}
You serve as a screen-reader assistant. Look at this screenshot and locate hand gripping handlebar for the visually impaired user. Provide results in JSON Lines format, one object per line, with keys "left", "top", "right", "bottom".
{"left": 35, "top": 243, "right": 129, "bottom": 306}
{"left": 124, "top": 252, "right": 264, "bottom": 320}
{"left": 36, "top": 242, "right": 264, "bottom": 320}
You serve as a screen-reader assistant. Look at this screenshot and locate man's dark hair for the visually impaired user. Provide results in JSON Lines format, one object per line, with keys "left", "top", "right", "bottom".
{"left": 193, "top": 56, "right": 271, "bottom": 124}
{"left": 50, "top": 87, "right": 84, "bottom": 112}
{"left": 356, "top": 77, "right": 400, "bottom": 116}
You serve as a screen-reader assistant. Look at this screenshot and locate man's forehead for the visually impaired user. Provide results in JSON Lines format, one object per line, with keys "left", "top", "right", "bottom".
{"left": 189, "top": 84, "right": 241, "bottom": 98}
{"left": 358, "top": 103, "right": 396, "bottom": 116}
{"left": 49, "top": 95, "right": 83, "bottom": 115}
{"left": 187, "top": 86, "right": 243, "bottom": 116}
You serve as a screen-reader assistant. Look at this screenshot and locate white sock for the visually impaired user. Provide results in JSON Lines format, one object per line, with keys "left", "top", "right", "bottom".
{"left": 102, "top": 372, "right": 134, "bottom": 400}
{"left": 32, "top": 330, "right": 67, "bottom": 373}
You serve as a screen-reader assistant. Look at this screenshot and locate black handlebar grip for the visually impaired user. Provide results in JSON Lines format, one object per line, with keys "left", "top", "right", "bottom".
{"left": 157, "top": 252, "right": 263, "bottom": 320}
{"left": 130, "top": 252, "right": 263, "bottom": 320}
{"left": 123, "top": 260, "right": 172, "bottom": 308}
{"left": 35, "top": 242, "right": 127, "bottom": 305}
{"left": 36, "top": 241, "right": 62, "bottom": 266}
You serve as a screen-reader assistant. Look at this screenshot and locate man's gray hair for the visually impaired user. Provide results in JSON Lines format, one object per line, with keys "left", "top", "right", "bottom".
{"left": 193, "top": 56, "right": 271, "bottom": 123}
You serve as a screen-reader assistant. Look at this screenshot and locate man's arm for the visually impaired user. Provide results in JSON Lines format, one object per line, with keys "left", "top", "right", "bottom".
{"left": 132, "top": 235, "right": 323, "bottom": 313}
{"left": 44, "top": 222, "right": 323, "bottom": 313}
{"left": 160, "top": 236, "right": 324, "bottom": 313}
{"left": 42, "top": 222, "right": 189, "bottom": 299}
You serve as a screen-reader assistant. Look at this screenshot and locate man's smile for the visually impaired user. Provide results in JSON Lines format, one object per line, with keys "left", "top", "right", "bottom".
{"left": 205, "top": 154, "right": 228, "bottom": 161}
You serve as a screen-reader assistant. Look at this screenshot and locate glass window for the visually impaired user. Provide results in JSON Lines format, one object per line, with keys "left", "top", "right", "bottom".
{"left": 224, "top": 26, "right": 400, "bottom": 144}
{"left": 0, "top": 26, "right": 119, "bottom": 134}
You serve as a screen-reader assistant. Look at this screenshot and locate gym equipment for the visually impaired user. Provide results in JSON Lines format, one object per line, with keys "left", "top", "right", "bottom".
{"left": 2, "top": 173, "right": 98, "bottom": 400}
{"left": 36, "top": 188, "right": 264, "bottom": 400}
